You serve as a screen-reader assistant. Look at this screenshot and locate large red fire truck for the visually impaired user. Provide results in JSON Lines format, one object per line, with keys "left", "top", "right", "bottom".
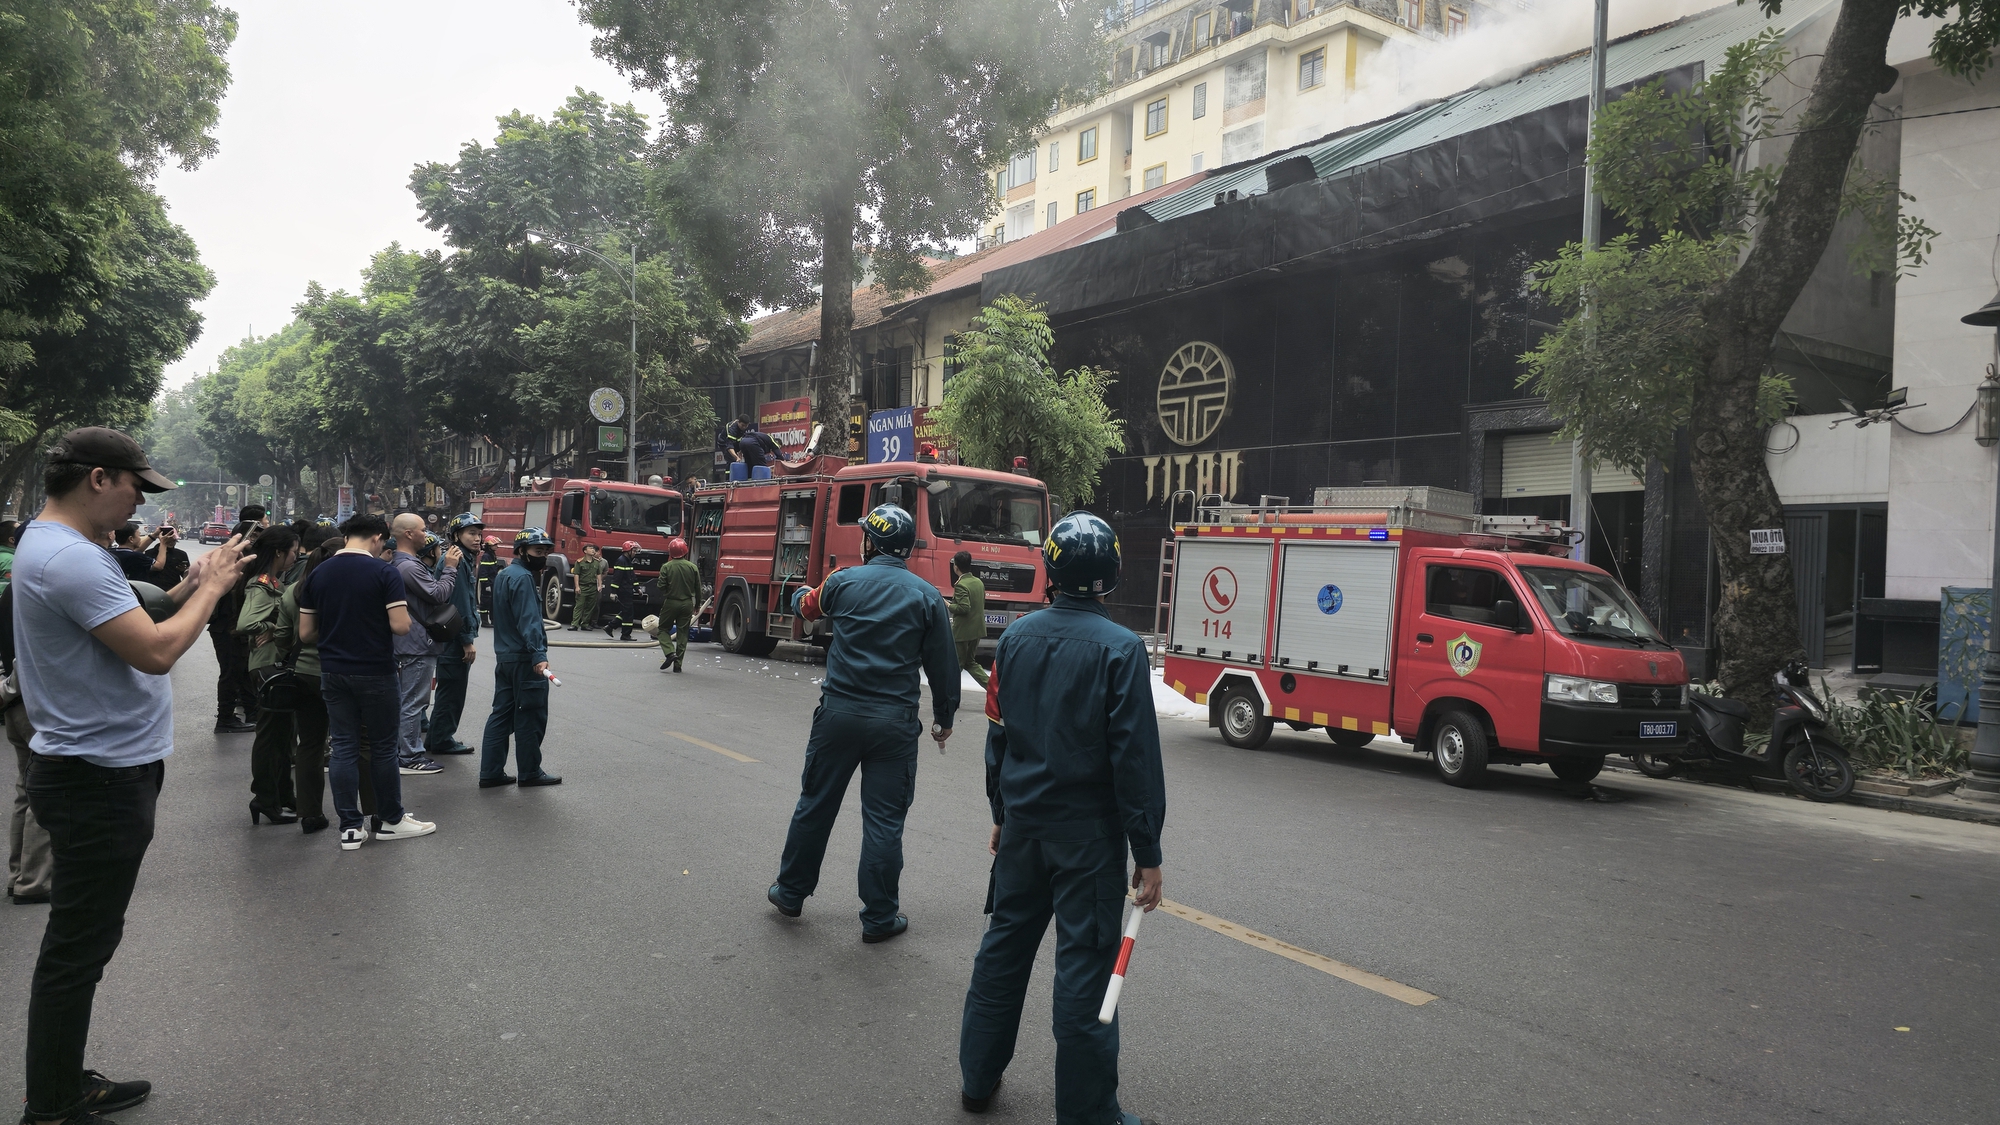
{"left": 689, "top": 455, "right": 1050, "bottom": 656}
{"left": 472, "top": 476, "right": 685, "bottom": 622}
{"left": 1161, "top": 487, "right": 1690, "bottom": 788}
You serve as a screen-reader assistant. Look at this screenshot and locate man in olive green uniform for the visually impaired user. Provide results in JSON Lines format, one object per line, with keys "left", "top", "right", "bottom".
{"left": 656, "top": 536, "right": 700, "bottom": 673}
{"left": 570, "top": 544, "right": 605, "bottom": 631}
{"left": 949, "top": 550, "right": 989, "bottom": 688}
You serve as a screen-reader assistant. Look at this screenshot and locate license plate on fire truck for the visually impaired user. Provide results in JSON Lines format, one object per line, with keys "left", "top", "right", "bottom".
{"left": 984, "top": 612, "right": 1010, "bottom": 628}
{"left": 1639, "top": 721, "right": 1678, "bottom": 739}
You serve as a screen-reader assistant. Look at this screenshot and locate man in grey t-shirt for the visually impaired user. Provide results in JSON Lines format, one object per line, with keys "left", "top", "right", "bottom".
{"left": 13, "top": 428, "right": 248, "bottom": 1124}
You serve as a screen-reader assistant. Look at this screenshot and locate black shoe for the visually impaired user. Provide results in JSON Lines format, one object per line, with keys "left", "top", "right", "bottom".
{"left": 672, "top": 658, "right": 683, "bottom": 674}
{"left": 962, "top": 1077, "right": 1001, "bottom": 1114}
{"left": 10, "top": 891, "right": 50, "bottom": 905}
{"left": 299, "top": 816, "right": 329, "bottom": 835}
{"left": 78, "top": 1068, "right": 151, "bottom": 1113}
{"left": 766, "top": 885, "right": 801, "bottom": 917}
{"left": 429, "top": 742, "right": 474, "bottom": 756}
{"left": 862, "top": 914, "right": 909, "bottom": 944}
{"left": 479, "top": 773, "right": 517, "bottom": 789}
{"left": 213, "top": 719, "right": 255, "bottom": 733}
{"left": 249, "top": 802, "right": 297, "bottom": 825}
{"left": 661, "top": 659, "right": 672, "bottom": 671}
{"left": 620, "top": 632, "right": 633, "bottom": 642}
{"left": 518, "top": 773, "right": 562, "bottom": 787}
{"left": 603, "top": 624, "right": 615, "bottom": 638}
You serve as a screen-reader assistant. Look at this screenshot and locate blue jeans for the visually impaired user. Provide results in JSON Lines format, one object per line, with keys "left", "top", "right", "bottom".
{"left": 322, "top": 672, "right": 404, "bottom": 831}
{"left": 773, "top": 704, "right": 920, "bottom": 931}
{"left": 960, "top": 832, "right": 1128, "bottom": 1125}
{"left": 395, "top": 656, "right": 435, "bottom": 763}
{"left": 479, "top": 660, "right": 548, "bottom": 781}
{"left": 425, "top": 655, "right": 470, "bottom": 753}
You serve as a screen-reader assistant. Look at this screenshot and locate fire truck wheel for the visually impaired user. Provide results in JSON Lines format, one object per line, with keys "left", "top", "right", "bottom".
{"left": 1548, "top": 756, "right": 1604, "bottom": 783}
{"left": 541, "top": 574, "right": 567, "bottom": 622}
{"left": 1216, "top": 685, "right": 1273, "bottom": 750}
{"left": 718, "top": 591, "right": 779, "bottom": 656}
{"left": 1430, "top": 710, "right": 1489, "bottom": 787}
{"left": 1327, "top": 728, "right": 1375, "bottom": 749}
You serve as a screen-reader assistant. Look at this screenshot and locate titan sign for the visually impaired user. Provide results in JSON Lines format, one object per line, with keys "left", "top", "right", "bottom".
{"left": 1144, "top": 341, "right": 1244, "bottom": 504}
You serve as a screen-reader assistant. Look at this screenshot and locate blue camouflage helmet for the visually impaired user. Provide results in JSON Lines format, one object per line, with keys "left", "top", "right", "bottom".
{"left": 1043, "top": 511, "right": 1121, "bottom": 597}
{"left": 420, "top": 532, "right": 443, "bottom": 556}
{"left": 861, "top": 504, "right": 917, "bottom": 559}
{"left": 514, "top": 527, "right": 554, "bottom": 552}
{"left": 446, "top": 511, "right": 484, "bottom": 537}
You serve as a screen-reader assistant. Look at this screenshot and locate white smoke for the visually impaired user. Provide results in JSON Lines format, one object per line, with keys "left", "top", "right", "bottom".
{"left": 1275, "top": 0, "right": 1730, "bottom": 149}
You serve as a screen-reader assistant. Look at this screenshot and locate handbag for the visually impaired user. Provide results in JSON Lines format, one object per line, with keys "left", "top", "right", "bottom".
{"left": 422, "top": 598, "right": 463, "bottom": 643}
{"left": 255, "top": 643, "right": 311, "bottom": 712}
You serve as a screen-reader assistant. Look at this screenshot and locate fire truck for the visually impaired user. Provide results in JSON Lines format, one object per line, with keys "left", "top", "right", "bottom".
{"left": 689, "top": 455, "right": 1050, "bottom": 656}
{"left": 1160, "top": 486, "right": 1691, "bottom": 788}
{"left": 471, "top": 476, "right": 685, "bottom": 622}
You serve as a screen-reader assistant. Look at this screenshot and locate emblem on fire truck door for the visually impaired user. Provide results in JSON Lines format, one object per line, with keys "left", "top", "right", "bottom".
{"left": 1447, "top": 633, "right": 1482, "bottom": 678}
{"left": 1157, "top": 342, "right": 1235, "bottom": 447}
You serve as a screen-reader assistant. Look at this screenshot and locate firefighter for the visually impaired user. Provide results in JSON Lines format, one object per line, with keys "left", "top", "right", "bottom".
{"left": 655, "top": 537, "right": 700, "bottom": 673}
{"left": 477, "top": 528, "right": 561, "bottom": 789}
{"left": 766, "top": 505, "right": 958, "bottom": 942}
{"left": 949, "top": 550, "right": 989, "bottom": 688}
{"left": 957, "top": 511, "right": 1166, "bottom": 1125}
{"left": 476, "top": 534, "right": 501, "bottom": 627}
{"left": 570, "top": 543, "right": 606, "bottom": 631}
{"left": 603, "top": 539, "right": 641, "bottom": 641}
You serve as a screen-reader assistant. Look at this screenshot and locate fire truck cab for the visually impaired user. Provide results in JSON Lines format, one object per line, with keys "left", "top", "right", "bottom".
{"left": 471, "top": 477, "right": 685, "bottom": 622}
{"left": 691, "top": 455, "right": 1050, "bottom": 656}
{"left": 1161, "top": 487, "right": 1691, "bottom": 788}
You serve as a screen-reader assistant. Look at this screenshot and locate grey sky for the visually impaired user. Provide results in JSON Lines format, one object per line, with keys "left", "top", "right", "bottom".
{"left": 156, "top": 0, "right": 664, "bottom": 388}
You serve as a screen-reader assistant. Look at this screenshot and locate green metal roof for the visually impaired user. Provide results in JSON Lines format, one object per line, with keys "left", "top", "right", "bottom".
{"left": 1136, "top": 0, "right": 1834, "bottom": 225}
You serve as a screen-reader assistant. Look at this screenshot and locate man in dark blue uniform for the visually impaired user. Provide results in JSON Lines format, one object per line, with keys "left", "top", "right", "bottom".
{"left": 958, "top": 511, "right": 1166, "bottom": 1125}
{"left": 766, "top": 504, "right": 958, "bottom": 942}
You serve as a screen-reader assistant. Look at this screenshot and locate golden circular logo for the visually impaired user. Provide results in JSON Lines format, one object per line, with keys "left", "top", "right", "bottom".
{"left": 1157, "top": 342, "right": 1234, "bottom": 447}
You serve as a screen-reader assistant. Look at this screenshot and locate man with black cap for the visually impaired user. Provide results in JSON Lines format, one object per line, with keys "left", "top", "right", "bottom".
{"left": 13, "top": 427, "right": 250, "bottom": 1124}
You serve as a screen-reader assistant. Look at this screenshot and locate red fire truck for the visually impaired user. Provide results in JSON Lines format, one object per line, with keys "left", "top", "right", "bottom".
{"left": 1161, "top": 487, "right": 1690, "bottom": 788}
{"left": 689, "top": 455, "right": 1050, "bottom": 656}
{"left": 472, "top": 477, "right": 685, "bottom": 621}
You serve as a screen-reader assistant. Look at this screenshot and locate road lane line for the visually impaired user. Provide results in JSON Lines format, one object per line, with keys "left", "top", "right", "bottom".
{"left": 667, "top": 731, "right": 759, "bottom": 763}
{"left": 1157, "top": 899, "right": 1438, "bottom": 1007}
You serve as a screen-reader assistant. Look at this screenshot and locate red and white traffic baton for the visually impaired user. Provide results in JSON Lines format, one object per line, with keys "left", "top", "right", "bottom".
{"left": 1097, "top": 896, "right": 1146, "bottom": 1025}
{"left": 543, "top": 668, "right": 562, "bottom": 687}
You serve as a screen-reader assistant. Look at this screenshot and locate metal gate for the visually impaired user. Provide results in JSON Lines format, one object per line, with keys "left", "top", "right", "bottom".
{"left": 1785, "top": 511, "right": 1828, "bottom": 667}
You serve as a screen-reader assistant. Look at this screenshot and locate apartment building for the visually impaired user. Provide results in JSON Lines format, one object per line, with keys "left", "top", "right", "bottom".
{"left": 988, "top": 0, "right": 1523, "bottom": 244}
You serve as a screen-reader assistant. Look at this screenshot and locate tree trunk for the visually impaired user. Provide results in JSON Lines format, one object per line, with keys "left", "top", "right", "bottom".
{"left": 1691, "top": 0, "right": 1901, "bottom": 715}
{"left": 0, "top": 425, "right": 56, "bottom": 515}
{"left": 809, "top": 183, "right": 859, "bottom": 459}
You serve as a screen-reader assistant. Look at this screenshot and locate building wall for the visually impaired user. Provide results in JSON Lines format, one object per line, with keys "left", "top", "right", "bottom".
{"left": 1765, "top": 413, "right": 1891, "bottom": 505}
{"left": 1885, "top": 56, "right": 2000, "bottom": 601}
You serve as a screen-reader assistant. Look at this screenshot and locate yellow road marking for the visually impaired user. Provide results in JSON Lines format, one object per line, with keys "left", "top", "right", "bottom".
{"left": 666, "top": 731, "right": 759, "bottom": 763}
{"left": 1157, "top": 899, "right": 1437, "bottom": 1007}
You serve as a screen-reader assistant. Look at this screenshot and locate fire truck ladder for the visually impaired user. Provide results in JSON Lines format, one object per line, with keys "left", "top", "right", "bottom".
{"left": 1151, "top": 490, "right": 1201, "bottom": 667}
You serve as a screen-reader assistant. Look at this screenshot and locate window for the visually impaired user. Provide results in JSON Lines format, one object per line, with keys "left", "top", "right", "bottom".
{"left": 590, "top": 488, "right": 681, "bottom": 537}
{"left": 941, "top": 334, "right": 962, "bottom": 383}
{"left": 1401, "top": 0, "right": 1421, "bottom": 27}
{"left": 1299, "top": 47, "right": 1326, "bottom": 90}
{"left": 1076, "top": 188, "right": 1095, "bottom": 213}
{"left": 1143, "top": 163, "right": 1165, "bottom": 190}
{"left": 1079, "top": 125, "right": 1098, "bottom": 162}
{"left": 1048, "top": 140, "right": 1060, "bottom": 172}
{"left": 1047, "top": 201, "right": 1058, "bottom": 228}
{"left": 1424, "top": 566, "right": 1521, "bottom": 626}
{"left": 1004, "top": 201, "right": 1035, "bottom": 242}
{"left": 1446, "top": 5, "right": 1466, "bottom": 35}
{"left": 1195, "top": 12, "right": 1212, "bottom": 43}
{"left": 836, "top": 484, "right": 866, "bottom": 523}
{"left": 995, "top": 170, "right": 1005, "bottom": 197}
{"left": 929, "top": 478, "right": 1049, "bottom": 547}
{"left": 1191, "top": 152, "right": 1204, "bottom": 173}
{"left": 1192, "top": 81, "right": 1207, "bottom": 119}
{"left": 1519, "top": 567, "right": 1664, "bottom": 643}
{"left": 1007, "top": 150, "right": 1036, "bottom": 188}
{"left": 1145, "top": 98, "right": 1167, "bottom": 137}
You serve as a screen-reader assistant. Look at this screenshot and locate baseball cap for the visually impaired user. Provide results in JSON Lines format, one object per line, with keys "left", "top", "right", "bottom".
{"left": 48, "top": 428, "right": 175, "bottom": 493}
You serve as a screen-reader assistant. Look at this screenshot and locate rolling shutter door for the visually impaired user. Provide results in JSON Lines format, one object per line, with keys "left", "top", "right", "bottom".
{"left": 1497, "top": 434, "right": 1644, "bottom": 498}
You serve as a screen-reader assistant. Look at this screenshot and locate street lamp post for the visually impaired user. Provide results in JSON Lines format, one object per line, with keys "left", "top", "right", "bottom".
{"left": 1569, "top": 0, "right": 1610, "bottom": 563}
{"left": 1961, "top": 287, "right": 2000, "bottom": 801}
{"left": 527, "top": 229, "right": 639, "bottom": 482}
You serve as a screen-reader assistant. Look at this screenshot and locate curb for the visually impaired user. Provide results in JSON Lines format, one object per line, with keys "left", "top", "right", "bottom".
{"left": 1602, "top": 759, "right": 2000, "bottom": 828}
{"left": 548, "top": 640, "right": 660, "bottom": 649}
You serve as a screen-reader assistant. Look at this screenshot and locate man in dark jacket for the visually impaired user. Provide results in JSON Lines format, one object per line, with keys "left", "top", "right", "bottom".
{"left": 477, "top": 529, "right": 561, "bottom": 789}
{"left": 476, "top": 536, "right": 500, "bottom": 627}
{"left": 389, "top": 515, "right": 457, "bottom": 775}
{"left": 206, "top": 552, "right": 257, "bottom": 733}
{"left": 958, "top": 512, "right": 1165, "bottom": 1125}
{"left": 603, "top": 541, "right": 640, "bottom": 642}
{"left": 766, "top": 504, "right": 958, "bottom": 942}
{"left": 425, "top": 512, "right": 483, "bottom": 757}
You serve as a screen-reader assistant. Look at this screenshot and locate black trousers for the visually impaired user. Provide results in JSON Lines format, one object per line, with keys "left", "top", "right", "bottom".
{"left": 209, "top": 631, "right": 257, "bottom": 722}
{"left": 23, "top": 754, "right": 163, "bottom": 1118}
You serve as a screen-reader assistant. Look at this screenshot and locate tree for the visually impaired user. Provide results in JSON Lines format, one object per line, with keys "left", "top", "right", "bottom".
{"left": 928, "top": 294, "right": 1124, "bottom": 512}
{"left": 1517, "top": 2, "right": 1996, "bottom": 711}
{"left": 575, "top": 0, "right": 1106, "bottom": 456}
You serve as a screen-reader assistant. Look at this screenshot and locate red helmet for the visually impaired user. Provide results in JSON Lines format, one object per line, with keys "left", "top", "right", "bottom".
{"left": 483, "top": 535, "right": 499, "bottom": 546}
{"left": 622, "top": 540, "right": 641, "bottom": 552}
{"left": 667, "top": 537, "right": 688, "bottom": 559}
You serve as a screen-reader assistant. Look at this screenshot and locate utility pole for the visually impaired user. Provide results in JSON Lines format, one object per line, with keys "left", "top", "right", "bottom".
{"left": 1569, "top": 0, "right": 1609, "bottom": 564}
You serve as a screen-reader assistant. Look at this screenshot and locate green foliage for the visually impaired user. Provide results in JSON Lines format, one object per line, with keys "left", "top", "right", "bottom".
{"left": 576, "top": 0, "right": 1107, "bottom": 306}
{"left": 1821, "top": 681, "right": 1966, "bottom": 780}
{"left": 929, "top": 295, "right": 1125, "bottom": 512}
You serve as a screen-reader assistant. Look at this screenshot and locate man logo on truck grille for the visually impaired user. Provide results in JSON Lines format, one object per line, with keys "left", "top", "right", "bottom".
{"left": 1447, "top": 633, "right": 1482, "bottom": 677}
{"left": 1158, "top": 342, "right": 1235, "bottom": 447}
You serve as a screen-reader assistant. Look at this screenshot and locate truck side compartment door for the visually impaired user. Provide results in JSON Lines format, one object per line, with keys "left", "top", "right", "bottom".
{"left": 1398, "top": 560, "right": 1545, "bottom": 751}
{"left": 824, "top": 483, "right": 867, "bottom": 576}
{"left": 1167, "top": 540, "right": 1273, "bottom": 668}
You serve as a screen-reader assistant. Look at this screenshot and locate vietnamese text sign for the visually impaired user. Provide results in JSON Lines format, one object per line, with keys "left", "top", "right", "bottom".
{"left": 1749, "top": 528, "right": 1786, "bottom": 555}
{"left": 759, "top": 397, "right": 811, "bottom": 457}
{"left": 598, "top": 426, "right": 626, "bottom": 453}
{"left": 866, "top": 407, "right": 915, "bottom": 463}
{"left": 912, "top": 406, "right": 947, "bottom": 453}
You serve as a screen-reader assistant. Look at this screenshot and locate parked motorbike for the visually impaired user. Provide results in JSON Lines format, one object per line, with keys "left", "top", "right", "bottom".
{"left": 1632, "top": 660, "right": 1854, "bottom": 801}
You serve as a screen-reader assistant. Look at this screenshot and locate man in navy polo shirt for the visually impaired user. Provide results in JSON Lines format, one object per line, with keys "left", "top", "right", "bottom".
{"left": 299, "top": 514, "right": 440, "bottom": 852}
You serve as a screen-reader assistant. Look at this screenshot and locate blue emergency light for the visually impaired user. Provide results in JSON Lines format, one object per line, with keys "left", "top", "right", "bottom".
{"left": 1368, "top": 527, "right": 1389, "bottom": 541}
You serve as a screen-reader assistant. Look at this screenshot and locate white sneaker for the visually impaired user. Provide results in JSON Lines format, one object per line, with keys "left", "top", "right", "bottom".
{"left": 372, "top": 813, "right": 437, "bottom": 842}
{"left": 339, "top": 827, "right": 368, "bottom": 851}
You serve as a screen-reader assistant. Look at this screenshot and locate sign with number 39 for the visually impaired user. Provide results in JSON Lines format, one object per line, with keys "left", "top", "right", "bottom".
{"left": 866, "top": 407, "right": 915, "bottom": 464}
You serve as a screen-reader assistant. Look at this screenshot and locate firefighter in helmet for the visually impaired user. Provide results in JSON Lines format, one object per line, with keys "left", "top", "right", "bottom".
{"left": 477, "top": 527, "right": 561, "bottom": 789}
{"left": 957, "top": 511, "right": 1165, "bottom": 1125}
{"left": 603, "top": 539, "right": 642, "bottom": 641}
{"left": 476, "top": 534, "right": 501, "bottom": 627}
{"left": 654, "top": 537, "right": 701, "bottom": 673}
{"left": 765, "top": 504, "right": 958, "bottom": 942}
{"left": 425, "top": 512, "right": 484, "bottom": 758}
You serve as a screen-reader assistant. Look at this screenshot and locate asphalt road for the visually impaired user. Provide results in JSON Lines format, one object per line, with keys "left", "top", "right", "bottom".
{"left": 4, "top": 605, "right": 1998, "bottom": 1123}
